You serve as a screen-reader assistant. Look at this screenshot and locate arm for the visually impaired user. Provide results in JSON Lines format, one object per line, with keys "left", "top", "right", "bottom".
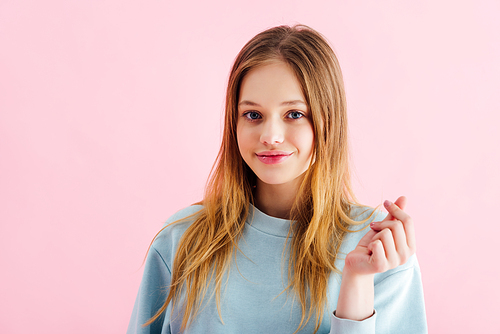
{"left": 331, "top": 255, "right": 427, "bottom": 334}
{"left": 127, "top": 245, "right": 172, "bottom": 334}
{"left": 331, "top": 196, "right": 426, "bottom": 333}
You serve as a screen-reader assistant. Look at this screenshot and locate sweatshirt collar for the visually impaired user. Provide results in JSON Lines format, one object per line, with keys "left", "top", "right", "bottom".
{"left": 246, "top": 204, "right": 292, "bottom": 238}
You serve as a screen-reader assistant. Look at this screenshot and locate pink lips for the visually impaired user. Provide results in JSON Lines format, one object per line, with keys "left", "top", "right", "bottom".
{"left": 255, "top": 151, "right": 293, "bottom": 165}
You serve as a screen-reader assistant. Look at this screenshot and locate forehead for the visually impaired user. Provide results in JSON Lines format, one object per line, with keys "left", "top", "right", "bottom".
{"left": 238, "top": 61, "right": 305, "bottom": 106}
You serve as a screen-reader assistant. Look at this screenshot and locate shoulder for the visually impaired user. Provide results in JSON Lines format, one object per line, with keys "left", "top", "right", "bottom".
{"left": 336, "top": 205, "right": 382, "bottom": 262}
{"left": 348, "top": 205, "right": 386, "bottom": 228}
{"left": 341, "top": 205, "right": 385, "bottom": 242}
{"left": 150, "top": 204, "right": 204, "bottom": 262}
{"left": 165, "top": 204, "right": 205, "bottom": 225}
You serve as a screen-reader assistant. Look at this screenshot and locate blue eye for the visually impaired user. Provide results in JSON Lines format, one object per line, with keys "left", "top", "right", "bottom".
{"left": 287, "top": 111, "right": 304, "bottom": 119}
{"left": 244, "top": 111, "right": 261, "bottom": 120}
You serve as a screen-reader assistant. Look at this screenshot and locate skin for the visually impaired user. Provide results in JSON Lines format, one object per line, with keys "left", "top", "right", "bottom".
{"left": 336, "top": 196, "right": 416, "bottom": 320}
{"left": 236, "top": 60, "right": 417, "bottom": 321}
{"left": 236, "top": 61, "right": 314, "bottom": 219}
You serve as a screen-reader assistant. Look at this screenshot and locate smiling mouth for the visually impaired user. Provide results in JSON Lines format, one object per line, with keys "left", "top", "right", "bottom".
{"left": 255, "top": 151, "right": 293, "bottom": 165}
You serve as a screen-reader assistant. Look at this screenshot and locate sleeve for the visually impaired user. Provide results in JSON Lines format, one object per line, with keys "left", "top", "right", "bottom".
{"left": 329, "top": 255, "right": 427, "bottom": 334}
{"left": 127, "top": 245, "right": 172, "bottom": 334}
{"left": 372, "top": 255, "right": 427, "bottom": 333}
{"left": 330, "top": 311, "right": 376, "bottom": 334}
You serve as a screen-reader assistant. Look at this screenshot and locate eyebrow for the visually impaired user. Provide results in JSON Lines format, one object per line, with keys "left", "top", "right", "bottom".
{"left": 238, "top": 100, "right": 307, "bottom": 107}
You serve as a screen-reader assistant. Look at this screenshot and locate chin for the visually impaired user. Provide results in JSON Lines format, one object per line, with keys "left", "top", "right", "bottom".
{"left": 256, "top": 173, "right": 303, "bottom": 187}
{"left": 255, "top": 174, "right": 288, "bottom": 186}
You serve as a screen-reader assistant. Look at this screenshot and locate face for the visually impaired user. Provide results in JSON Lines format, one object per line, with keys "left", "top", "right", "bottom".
{"left": 236, "top": 61, "right": 314, "bottom": 189}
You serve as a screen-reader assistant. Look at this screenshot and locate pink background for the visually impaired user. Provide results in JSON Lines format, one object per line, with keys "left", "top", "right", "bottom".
{"left": 1, "top": 1, "right": 499, "bottom": 333}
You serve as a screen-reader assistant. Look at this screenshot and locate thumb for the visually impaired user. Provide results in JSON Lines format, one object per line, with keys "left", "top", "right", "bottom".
{"left": 384, "top": 196, "right": 407, "bottom": 219}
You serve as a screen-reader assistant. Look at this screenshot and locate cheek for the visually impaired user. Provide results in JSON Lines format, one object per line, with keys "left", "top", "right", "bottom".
{"left": 294, "top": 125, "right": 315, "bottom": 155}
{"left": 236, "top": 124, "right": 250, "bottom": 156}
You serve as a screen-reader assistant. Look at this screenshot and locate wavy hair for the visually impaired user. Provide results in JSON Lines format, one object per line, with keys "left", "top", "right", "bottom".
{"left": 145, "top": 24, "right": 369, "bottom": 333}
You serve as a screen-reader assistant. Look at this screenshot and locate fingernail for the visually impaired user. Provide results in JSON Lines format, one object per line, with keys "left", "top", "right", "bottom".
{"left": 384, "top": 200, "right": 392, "bottom": 208}
{"left": 370, "top": 221, "right": 375, "bottom": 227}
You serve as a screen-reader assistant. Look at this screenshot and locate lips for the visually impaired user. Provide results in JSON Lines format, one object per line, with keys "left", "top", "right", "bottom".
{"left": 255, "top": 151, "right": 293, "bottom": 165}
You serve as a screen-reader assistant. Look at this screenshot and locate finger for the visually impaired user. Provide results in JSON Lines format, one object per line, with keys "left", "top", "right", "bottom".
{"left": 368, "top": 240, "right": 387, "bottom": 273}
{"left": 357, "top": 229, "right": 377, "bottom": 248}
{"left": 383, "top": 199, "right": 416, "bottom": 251}
{"left": 375, "top": 196, "right": 406, "bottom": 224}
{"left": 394, "top": 196, "right": 407, "bottom": 211}
{"left": 371, "top": 220, "right": 413, "bottom": 262}
{"left": 383, "top": 196, "right": 407, "bottom": 221}
{"left": 371, "top": 228, "right": 398, "bottom": 268}
{"left": 373, "top": 194, "right": 405, "bottom": 225}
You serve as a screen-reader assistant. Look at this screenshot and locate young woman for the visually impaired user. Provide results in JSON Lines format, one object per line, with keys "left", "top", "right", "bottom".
{"left": 127, "top": 25, "right": 427, "bottom": 334}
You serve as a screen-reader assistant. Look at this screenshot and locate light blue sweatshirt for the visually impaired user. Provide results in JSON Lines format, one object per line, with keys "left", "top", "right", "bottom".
{"left": 127, "top": 204, "right": 427, "bottom": 333}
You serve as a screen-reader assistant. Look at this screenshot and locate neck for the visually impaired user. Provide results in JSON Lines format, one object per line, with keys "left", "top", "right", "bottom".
{"left": 254, "top": 176, "right": 303, "bottom": 219}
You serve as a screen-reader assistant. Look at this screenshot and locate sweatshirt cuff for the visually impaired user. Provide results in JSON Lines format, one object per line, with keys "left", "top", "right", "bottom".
{"left": 330, "top": 310, "right": 376, "bottom": 334}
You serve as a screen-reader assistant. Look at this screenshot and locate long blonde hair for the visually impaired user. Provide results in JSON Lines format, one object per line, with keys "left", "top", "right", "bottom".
{"left": 145, "top": 24, "right": 366, "bottom": 333}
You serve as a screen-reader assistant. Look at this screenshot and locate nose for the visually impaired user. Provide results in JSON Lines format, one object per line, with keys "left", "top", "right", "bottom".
{"left": 260, "top": 118, "right": 284, "bottom": 145}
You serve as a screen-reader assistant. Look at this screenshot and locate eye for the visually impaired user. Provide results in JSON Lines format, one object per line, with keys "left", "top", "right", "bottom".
{"left": 287, "top": 111, "right": 304, "bottom": 119}
{"left": 243, "top": 111, "right": 261, "bottom": 120}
